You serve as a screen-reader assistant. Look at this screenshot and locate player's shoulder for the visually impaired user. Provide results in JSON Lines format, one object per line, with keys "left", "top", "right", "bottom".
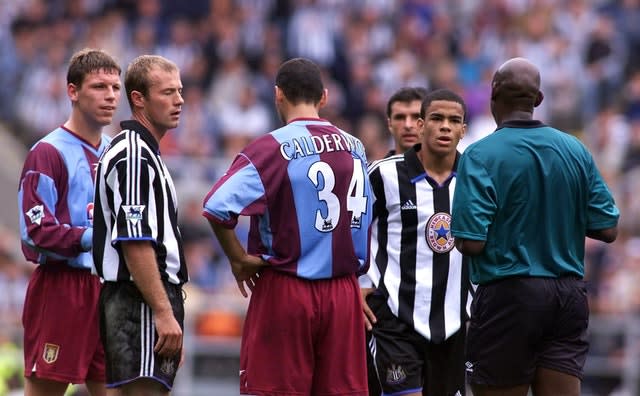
{"left": 29, "top": 127, "right": 78, "bottom": 160}
{"left": 37, "top": 126, "right": 71, "bottom": 148}
{"left": 368, "top": 153, "right": 404, "bottom": 175}
{"left": 109, "top": 126, "right": 155, "bottom": 152}
{"left": 335, "top": 127, "right": 365, "bottom": 148}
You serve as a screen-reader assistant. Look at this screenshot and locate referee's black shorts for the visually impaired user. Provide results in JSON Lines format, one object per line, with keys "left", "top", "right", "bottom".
{"left": 99, "top": 280, "right": 185, "bottom": 390}
{"left": 466, "top": 276, "right": 588, "bottom": 387}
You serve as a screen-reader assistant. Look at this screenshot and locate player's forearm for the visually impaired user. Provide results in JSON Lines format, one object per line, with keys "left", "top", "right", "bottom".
{"left": 455, "top": 238, "right": 485, "bottom": 256}
{"left": 24, "top": 223, "right": 91, "bottom": 258}
{"left": 586, "top": 226, "right": 618, "bottom": 243}
{"left": 209, "top": 221, "right": 246, "bottom": 262}
{"left": 122, "top": 240, "right": 173, "bottom": 316}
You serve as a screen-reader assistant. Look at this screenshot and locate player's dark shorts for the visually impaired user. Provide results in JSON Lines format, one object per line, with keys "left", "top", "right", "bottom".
{"left": 466, "top": 276, "right": 589, "bottom": 386}
{"left": 99, "top": 280, "right": 184, "bottom": 390}
{"left": 23, "top": 265, "right": 105, "bottom": 384}
{"left": 365, "top": 330, "right": 382, "bottom": 396}
{"left": 367, "top": 292, "right": 466, "bottom": 396}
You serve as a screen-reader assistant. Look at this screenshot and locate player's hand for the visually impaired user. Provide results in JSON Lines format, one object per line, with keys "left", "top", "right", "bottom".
{"left": 230, "top": 254, "right": 268, "bottom": 298}
{"left": 360, "top": 287, "right": 377, "bottom": 331}
{"left": 153, "top": 309, "right": 183, "bottom": 357}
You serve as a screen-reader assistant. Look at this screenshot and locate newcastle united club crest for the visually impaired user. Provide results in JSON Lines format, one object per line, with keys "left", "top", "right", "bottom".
{"left": 425, "top": 212, "right": 455, "bottom": 253}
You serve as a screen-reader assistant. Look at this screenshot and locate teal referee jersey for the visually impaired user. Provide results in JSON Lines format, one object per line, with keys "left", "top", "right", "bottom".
{"left": 451, "top": 120, "right": 619, "bottom": 285}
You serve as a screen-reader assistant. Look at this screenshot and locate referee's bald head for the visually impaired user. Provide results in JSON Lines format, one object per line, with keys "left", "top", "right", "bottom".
{"left": 490, "top": 57, "right": 544, "bottom": 123}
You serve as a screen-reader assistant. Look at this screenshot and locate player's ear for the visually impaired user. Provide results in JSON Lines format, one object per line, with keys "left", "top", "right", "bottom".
{"left": 131, "top": 90, "right": 145, "bottom": 108}
{"left": 534, "top": 90, "right": 544, "bottom": 107}
{"left": 67, "top": 83, "right": 79, "bottom": 103}
{"left": 318, "top": 88, "right": 328, "bottom": 109}
{"left": 274, "top": 85, "right": 284, "bottom": 104}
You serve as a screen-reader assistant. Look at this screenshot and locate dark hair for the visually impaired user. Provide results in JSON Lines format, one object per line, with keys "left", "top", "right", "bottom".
{"left": 386, "top": 87, "right": 428, "bottom": 117}
{"left": 274, "top": 58, "right": 324, "bottom": 105}
{"left": 420, "top": 88, "right": 466, "bottom": 120}
{"left": 124, "top": 55, "right": 179, "bottom": 109}
{"left": 67, "top": 48, "right": 121, "bottom": 87}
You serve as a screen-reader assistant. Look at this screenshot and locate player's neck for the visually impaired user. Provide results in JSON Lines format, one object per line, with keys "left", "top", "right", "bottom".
{"left": 283, "top": 104, "right": 321, "bottom": 123}
{"left": 419, "top": 150, "right": 456, "bottom": 183}
{"left": 496, "top": 110, "right": 534, "bottom": 125}
{"left": 64, "top": 113, "right": 104, "bottom": 147}
{"left": 132, "top": 112, "right": 166, "bottom": 144}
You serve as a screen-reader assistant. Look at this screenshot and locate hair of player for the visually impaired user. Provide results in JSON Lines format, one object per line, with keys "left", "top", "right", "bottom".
{"left": 124, "top": 55, "right": 179, "bottom": 110}
{"left": 67, "top": 48, "right": 121, "bottom": 88}
{"left": 275, "top": 57, "right": 324, "bottom": 106}
{"left": 386, "top": 86, "right": 428, "bottom": 117}
{"left": 420, "top": 88, "right": 467, "bottom": 121}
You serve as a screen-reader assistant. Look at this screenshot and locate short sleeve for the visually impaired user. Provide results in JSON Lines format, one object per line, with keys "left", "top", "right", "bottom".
{"left": 451, "top": 151, "right": 497, "bottom": 241}
{"left": 112, "top": 152, "right": 155, "bottom": 243}
{"left": 586, "top": 156, "right": 620, "bottom": 230}
{"left": 202, "top": 153, "right": 268, "bottom": 228}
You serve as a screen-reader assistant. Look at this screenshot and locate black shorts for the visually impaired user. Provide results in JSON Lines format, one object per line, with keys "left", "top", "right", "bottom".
{"left": 99, "top": 280, "right": 185, "bottom": 390}
{"left": 367, "top": 292, "right": 466, "bottom": 396}
{"left": 466, "top": 276, "right": 589, "bottom": 387}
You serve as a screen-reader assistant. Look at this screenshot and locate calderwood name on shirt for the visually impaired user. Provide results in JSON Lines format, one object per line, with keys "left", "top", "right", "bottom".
{"left": 279, "top": 133, "right": 364, "bottom": 160}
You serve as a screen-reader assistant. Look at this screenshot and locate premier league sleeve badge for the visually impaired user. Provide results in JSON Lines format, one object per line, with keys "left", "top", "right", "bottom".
{"left": 425, "top": 212, "right": 455, "bottom": 253}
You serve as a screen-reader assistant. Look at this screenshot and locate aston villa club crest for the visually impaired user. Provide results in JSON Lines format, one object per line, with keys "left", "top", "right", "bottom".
{"left": 122, "top": 205, "right": 145, "bottom": 226}
{"left": 43, "top": 343, "right": 59, "bottom": 364}
{"left": 425, "top": 212, "right": 455, "bottom": 253}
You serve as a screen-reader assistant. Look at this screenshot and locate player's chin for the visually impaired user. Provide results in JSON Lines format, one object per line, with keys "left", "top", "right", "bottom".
{"left": 165, "top": 120, "right": 180, "bottom": 130}
{"left": 168, "top": 115, "right": 181, "bottom": 126}
{"left": 430, "top": 144, "right": 454, "bottom": 156}
{"left": 95, "top": 115, "right": 115, "bottom": 126}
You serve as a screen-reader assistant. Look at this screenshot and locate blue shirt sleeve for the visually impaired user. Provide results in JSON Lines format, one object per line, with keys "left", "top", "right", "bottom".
{"left": 203, "top": 153, "right": 267, "bottom": 228}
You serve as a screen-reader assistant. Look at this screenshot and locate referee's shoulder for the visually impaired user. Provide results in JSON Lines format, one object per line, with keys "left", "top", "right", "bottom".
{"left": 367, "top": 153, "right": 404, "bottom": 175}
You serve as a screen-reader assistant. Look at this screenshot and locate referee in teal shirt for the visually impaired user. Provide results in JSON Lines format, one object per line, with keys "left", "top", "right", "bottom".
{"left": 451, "top": 58, "right": 619, "bottom": 396}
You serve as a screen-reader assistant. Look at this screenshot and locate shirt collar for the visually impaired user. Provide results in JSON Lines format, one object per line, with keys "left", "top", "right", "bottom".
{"left": 404, "top": 143, "right": 460, "bottom": 186}
{"left": 497, "top": 119, "right": 545, "bottom": 130}
{"left": 120, "top": 120, "right": 160, "bottom": 153}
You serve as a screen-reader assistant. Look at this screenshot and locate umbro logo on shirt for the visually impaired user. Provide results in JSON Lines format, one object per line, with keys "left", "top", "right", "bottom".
{"left": 401, "top": 200, "right": 417, "bottom": 210}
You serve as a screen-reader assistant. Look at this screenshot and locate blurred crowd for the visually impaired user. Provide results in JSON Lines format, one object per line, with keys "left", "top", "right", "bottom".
{"left": 1, "top": 0, "right": 640, "bottom": 393}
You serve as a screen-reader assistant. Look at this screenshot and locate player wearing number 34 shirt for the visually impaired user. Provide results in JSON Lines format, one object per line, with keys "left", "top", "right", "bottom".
{"left": 202, "top": 58, "right": 373, "bottom": 395}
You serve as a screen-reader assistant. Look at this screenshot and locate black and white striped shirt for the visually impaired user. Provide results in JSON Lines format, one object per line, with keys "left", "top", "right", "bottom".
{"left": 92, "top": 120, "right": 188, "bottom": 285}
{"left": 361, "top": 144, "right": 472, "bottom": 342}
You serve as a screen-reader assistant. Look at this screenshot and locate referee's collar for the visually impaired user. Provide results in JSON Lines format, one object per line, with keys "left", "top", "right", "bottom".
{"left": 404, "top": 143, "right": 460, "bottom": 185}
{"left": 496, "top": 119, "right": 545, "bottom": 130}
{"left": 120, "top": 120, "right": 160, "bottom": 154}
